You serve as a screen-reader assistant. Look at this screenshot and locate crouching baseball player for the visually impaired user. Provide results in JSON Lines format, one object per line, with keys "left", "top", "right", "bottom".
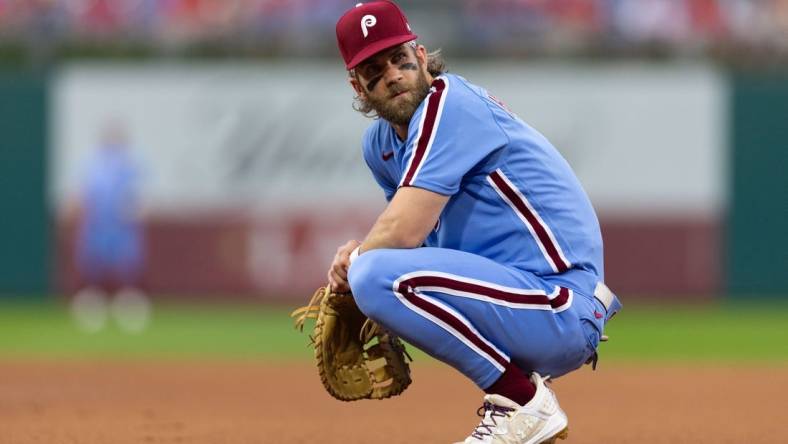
{"left": 325, "top": 2, "right": 622, "bottom": 443}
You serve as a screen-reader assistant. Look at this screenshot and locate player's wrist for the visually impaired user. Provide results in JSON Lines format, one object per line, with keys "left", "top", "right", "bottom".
{"left": 349, "top": 245, "right": 362, "bottom": 264}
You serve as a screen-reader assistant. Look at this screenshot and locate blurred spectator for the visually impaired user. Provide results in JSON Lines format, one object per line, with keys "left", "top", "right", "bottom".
{"left": 70, "top": 122, "right": 150, "bottom": 334}
{"left": 608, "top": 0, "right": 691, "bottom": 45}
{"left": 772, "top": 0, "right": 788, "bottom": 49}
{"left": 2, "top": 1, "right": 788, "bottom": 68}
{"left": 79, "top": 0, "right": 122, "bottom": 36}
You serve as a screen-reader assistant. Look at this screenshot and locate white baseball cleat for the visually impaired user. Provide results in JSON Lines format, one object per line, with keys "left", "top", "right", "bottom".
{"left": 457, "top": 373, "right": 569, "bottom": 444}
{"left": 111, "top": 287, "right": 152, "bottom": 334}
{"left": 71, "top": 286, "right": 109, "bottom": 333}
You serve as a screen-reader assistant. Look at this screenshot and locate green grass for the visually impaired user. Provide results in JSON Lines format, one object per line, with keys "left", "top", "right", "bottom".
{"left": 0, "top": 301, "right": 308, "bottom": 360}
{"left": 0, "top": 299, "right": 786, "bottom": 363}
{"left": 600, "top": 300, "right": 788, "bottom": 363}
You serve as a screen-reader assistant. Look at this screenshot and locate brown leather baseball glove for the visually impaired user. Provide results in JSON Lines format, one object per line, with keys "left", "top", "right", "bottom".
{"left": 291, "top": 285, "right": 412, "bottom": 401}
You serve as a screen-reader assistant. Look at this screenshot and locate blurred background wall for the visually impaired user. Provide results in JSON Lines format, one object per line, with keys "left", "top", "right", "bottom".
{"left": 0, "top": 0, "right": 786, "bottom": 299}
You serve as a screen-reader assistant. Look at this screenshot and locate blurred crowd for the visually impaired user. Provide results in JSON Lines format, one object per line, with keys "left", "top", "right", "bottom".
{"left": 0, "top": 0, "right": 346, "bottom": 47}
{"left": 1, "top": 0, "right": 787, "bottom": 58}
{"left": 462, "top": 0, "right": 788, "bottom": 54}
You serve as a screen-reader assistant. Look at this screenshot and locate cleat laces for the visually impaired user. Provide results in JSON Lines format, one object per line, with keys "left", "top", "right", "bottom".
{"left": 469, "top": 401, "right": 516, "bottom": 439}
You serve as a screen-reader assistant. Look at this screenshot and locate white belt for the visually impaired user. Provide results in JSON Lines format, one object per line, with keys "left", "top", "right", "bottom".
{"left": 592, "top": 282, "right": 620, "bottom": 347}
{"left": 594, "top": 281, "right": 616, "bottom": 312}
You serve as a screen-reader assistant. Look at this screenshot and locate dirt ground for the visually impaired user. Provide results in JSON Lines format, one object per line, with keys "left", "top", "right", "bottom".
{"left": 1, "top": 361, "right": 786, "bottom": 444}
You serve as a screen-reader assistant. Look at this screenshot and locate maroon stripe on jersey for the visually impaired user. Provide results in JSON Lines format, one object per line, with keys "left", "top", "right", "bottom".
{"left": 489, "top": 170, "right": 570, "bottom": 273}
{"left": 401, "top": 78, "right": 447, "bottom": 187}
{"left": 396, "top": 279, "right": 509, "bottom": 368}
{"left": 403, "top": 275, "right": 570, "bottom": 310}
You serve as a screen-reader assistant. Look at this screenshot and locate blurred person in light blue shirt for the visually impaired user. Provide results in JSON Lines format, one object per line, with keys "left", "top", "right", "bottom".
{"left": 71, "top": 122, "right": 150, "bottom": 334}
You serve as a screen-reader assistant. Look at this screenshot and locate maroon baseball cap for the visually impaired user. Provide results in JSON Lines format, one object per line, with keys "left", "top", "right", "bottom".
{"left": 336, "top": 1, "right": 418, "bottom": 70}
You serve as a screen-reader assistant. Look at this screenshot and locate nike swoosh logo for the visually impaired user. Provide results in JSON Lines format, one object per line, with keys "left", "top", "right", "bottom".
{"left": 382, "top": 151, "right": 394, "bottom": 161}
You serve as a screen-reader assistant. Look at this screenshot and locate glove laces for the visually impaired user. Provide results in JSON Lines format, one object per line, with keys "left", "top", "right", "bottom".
{"left": 290, "top": 286, "right": 328, "bottom": 332}
{"left": 470, "top": 401, "right": 516, "bottom": 439}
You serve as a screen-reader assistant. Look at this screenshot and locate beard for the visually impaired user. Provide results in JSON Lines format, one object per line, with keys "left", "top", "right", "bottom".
{"left": 363, "top": 66, "right": 431, "bottom": 126}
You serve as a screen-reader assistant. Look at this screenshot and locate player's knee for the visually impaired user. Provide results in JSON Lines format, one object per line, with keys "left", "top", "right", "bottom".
{"left": 348, "top": 249, "right": 394, "bottom": 318}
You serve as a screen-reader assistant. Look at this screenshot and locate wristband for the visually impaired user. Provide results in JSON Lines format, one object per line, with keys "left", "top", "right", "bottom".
{"left": 349, "top": 245, "right": 361, "bottom": 265}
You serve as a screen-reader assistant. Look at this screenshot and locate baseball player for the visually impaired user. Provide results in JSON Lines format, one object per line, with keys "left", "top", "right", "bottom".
{"left": 328, "top": 2, "right": 621, "bottom": 443}
{"left": 71, "top": 123, "right": 150, "bottom": 334}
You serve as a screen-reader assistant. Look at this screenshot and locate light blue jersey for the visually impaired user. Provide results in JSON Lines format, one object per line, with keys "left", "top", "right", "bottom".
{"left": 349, "top": 74, "right": 620, "bottom": 388}
{"left": 362, "top": 74, "right": 603, "bottom": 296}
{"left": 77, "top": 144, "right": 143, "bottom": 284}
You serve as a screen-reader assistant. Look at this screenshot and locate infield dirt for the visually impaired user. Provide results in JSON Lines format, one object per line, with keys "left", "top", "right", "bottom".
{"left": 1, "top": 361, "right": 785, "bottom": 443}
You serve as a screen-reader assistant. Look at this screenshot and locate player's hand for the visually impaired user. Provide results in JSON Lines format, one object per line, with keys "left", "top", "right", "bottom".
{"left": 327, "top": 239, "right": 362, "bottom": 293}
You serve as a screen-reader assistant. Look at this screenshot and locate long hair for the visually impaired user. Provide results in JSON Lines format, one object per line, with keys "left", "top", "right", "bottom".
{"left": 351, "top": 45, "right": 446, "bottom": 118}
{"left": 424, "top": 48, "right": 447, "bottom": 78}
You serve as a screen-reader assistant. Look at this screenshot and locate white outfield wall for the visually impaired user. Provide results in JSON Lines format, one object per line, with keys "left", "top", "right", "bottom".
{"left": 51, "top": 62, "right": 727, "bottom": 296}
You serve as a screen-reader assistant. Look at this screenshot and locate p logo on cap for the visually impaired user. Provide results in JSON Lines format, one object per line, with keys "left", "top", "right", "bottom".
{"left": 361, "top": 14, "right": 377, "bottom": 38}
{"left": 336, "top": 1, "right": 418, "bottom": 70}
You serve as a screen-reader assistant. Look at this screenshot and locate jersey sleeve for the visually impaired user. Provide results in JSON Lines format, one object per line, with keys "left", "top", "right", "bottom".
{"left": 398, "top": 76, "right": 508, "bottom": 196}
{"left": 362, "top": 124, "right": 398, "bottom": 201}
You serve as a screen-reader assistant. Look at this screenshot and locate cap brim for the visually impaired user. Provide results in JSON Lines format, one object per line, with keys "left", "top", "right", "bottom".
{"left": 346, "top": 33, "right": 418, "bottom": 70}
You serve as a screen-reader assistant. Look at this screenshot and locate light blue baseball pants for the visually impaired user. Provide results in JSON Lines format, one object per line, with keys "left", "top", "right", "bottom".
{"left": 348, "top": 247, "right": 609, "bottom": 389}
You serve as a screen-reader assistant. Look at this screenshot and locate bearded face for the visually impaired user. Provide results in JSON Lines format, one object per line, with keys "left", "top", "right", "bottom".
{"left": 361, "top": 62, "right": 431, "bottom": 126}
{"left": 353, "top": 44, "right": 433, "bottom": 126}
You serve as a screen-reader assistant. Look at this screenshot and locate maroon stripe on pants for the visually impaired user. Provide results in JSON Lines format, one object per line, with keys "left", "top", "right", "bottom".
{"left": 405, "top": 275, "right": 551, "bottom": 306}
{"left": 401, "top": 78, "right": 446, "bottom": 187}
{"left": 397, "top": 279, "right": 509, "bottom": 368}
{"left": 551, "top": 287, "right": 571, "bottom": 310}
{"left": 489, "top": 170, "right": 570, "bottom": 273}
{"left": 405, "top": 275, "right": 570, "bottom": 310}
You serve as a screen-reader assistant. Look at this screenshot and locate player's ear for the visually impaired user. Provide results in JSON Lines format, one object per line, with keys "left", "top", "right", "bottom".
{"left": 349, "top": 75, "right": 367, "bottom": 99}
{"left": 414, "top": 44, "right": 428, "bottom": 65}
